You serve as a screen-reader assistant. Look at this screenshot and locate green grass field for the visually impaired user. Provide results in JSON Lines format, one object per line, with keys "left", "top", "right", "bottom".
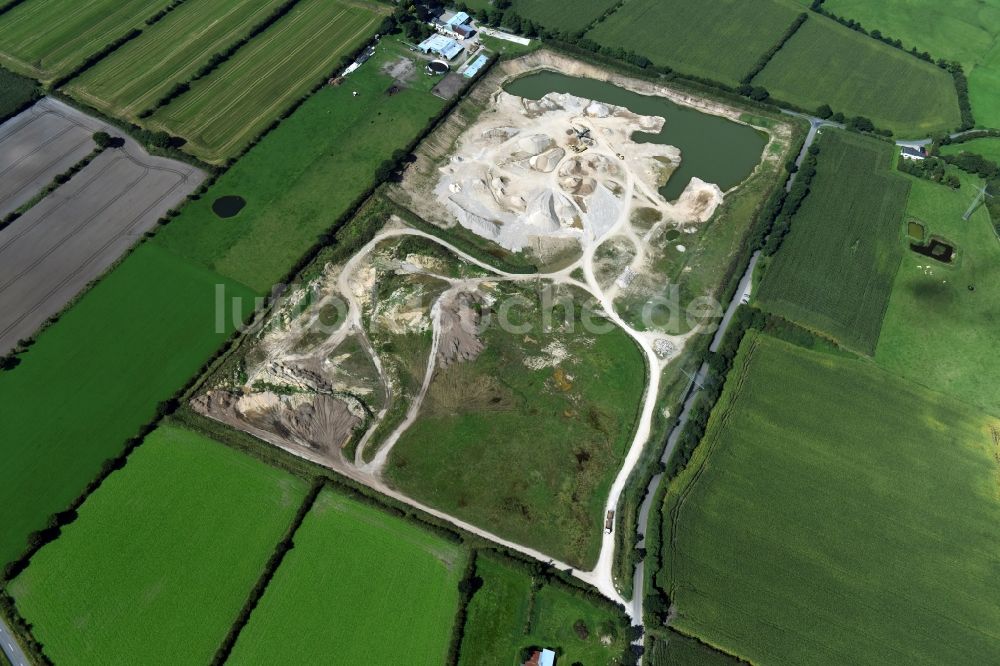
{"left": 0, "top": 38, "right": 445, "bottom": 568}
{"left": 228, "top": 489, "right": 463, "bottom": 665}
{"left": 0, "top": 0, "right": 170, "bottom": 83}
{"left": 0, "top": 243, "right": 255, "bottom": 567}
{"left": 152, "top": 40, "right": 445, "bottom": 291}
{"left": 10, "top": 425, "right": 307, "bottom": 665}
{"left": 754, "top": 14, "right": 961, "bottom": 135}
{"left": 459, "top": 553, "right": 629, "bottom": 665}
{"left": 876, "top": 167, "right": 1000, "bottom": 416}
{"left": 147, "top": 0, "right": 381, "bottom": 162}
{"left": 586, "top": 0, "right": 804, "bottom": 85}
{"left": 757, "top": 131, "right": 910, "bottom": 354}
{"left": 942, "top": 136, "right": 1000, "bottom": 163}
{"left": 664, "top": 332, "right": 1000, "bottom": 664}
{"left": 385, "top": 283, "right": 646, "bottom": 568}
{"left": 65, "top": 0, "right": 289, "bottom": 120}
{"left": 823, "top": 0, "right": 1000, "bottom": 128}
{"left": 0, "top": 66, "right": 37, "bottom": 121}
{"left": 508, "top": 0, "right": 619, "bottom": 34}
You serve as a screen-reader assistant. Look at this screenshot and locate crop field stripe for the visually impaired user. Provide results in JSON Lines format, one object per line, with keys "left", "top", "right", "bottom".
{"left": 757, "top": 130, "right": 910, "bottom": 353}
{"left": 66, "top": 0, "right": 287, "bottom": 118}
{"left": 0, "top": 0, "right": 171, "bottom": 80}
{"left": 180, "top": 8, "right": 352, "bottom": 135}
{"left": 148, "top": 0, "right": 380, "bottom": 161}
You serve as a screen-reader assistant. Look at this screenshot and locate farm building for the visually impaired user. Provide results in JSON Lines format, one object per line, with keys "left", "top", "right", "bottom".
{"left": 900, "top": 146, "right": 927, "bottom": 160}
{"left": 417, "top": 34, "right": 464, "bottom": 60}
{"left": 523, "top": 648, "right": 557, "bottom": 666}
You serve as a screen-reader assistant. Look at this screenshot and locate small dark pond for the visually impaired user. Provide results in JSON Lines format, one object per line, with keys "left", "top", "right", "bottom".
{"left": 212, "top": 195, "right": 246, "bottom": 218}
{"left": 910, "top": 237, "right": 955, "bottom": 264}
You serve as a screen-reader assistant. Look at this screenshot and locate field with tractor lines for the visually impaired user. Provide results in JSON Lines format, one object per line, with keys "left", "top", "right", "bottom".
{"left": 757, "top": 130, "right": 910, "bottom": 354}
{"left": 664, "top": 331, "right": 1000, "bottom": 665}
{"left": 147, "top": 0, "right": 381, "bottom": 162}
{"left": 0, "top": 0, "right": 171, "bottom": 83}
{"left": 65, "top": 0, "right": 289, "bottom": 121}
{"left": 586, "top": 0, "right": 804, "bottom": 85}
{"left": 754, "top": 13, "right": 961, "bottom": 134}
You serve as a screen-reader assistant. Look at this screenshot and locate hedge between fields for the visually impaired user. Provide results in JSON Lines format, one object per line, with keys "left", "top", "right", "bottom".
{"left": 0, "top": 142, "right": 109, "bottom": 234}
{"left": 210, "top": 478, "right": 325, "bottom": 665}
{"left": 742, "top": 13, "right": 808, "bottom": 85}
{"left": 445, "top": 551, "right": 481, "bottom": 666}
{"left": 138, "top": 0, "right": 307, "bottom": 118}
{"left": 0, "top": 0, "right": 27, "bottom": 17}
{"left": 809, "top": 0, "right": 974, "bottom": 131}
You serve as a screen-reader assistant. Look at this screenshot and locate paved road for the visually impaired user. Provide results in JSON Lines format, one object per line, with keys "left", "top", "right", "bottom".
{"left": 629, "top": 111, "right": 828, "bottom": 623}
{"left": 0, "top": 616, "right": 29, "bottom": 666}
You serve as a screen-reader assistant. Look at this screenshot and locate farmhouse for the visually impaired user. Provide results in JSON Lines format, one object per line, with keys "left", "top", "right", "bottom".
{"left": 523, "top": 648, "right": 557, "bottom": 666}
{"left": 418, "top": 34, "right": 464, "bottom": 60}
{"left": 900, "top": 146, "right": 926, "bottom": 160}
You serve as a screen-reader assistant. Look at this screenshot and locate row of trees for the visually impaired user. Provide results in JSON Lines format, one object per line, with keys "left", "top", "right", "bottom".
{"left": 810, "top": 0, "right": 974, "bottom": 130}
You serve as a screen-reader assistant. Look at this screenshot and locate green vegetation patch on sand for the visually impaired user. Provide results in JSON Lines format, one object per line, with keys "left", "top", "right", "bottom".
{"left": 754, "top": 15, "right": 961, "bottom": 135}
{"left": 0, "top": 0, "right": 171, "bottom": 83}
{"left": 758, "top": 131, "right": 910, "bottom": 354}
{"left": 459, "top": 553, "right": 629, "bottom": 665}
{"left": 385, "top": 283, "right": 646, "bottom": 568}
{"left": 586, "top": 0, "right": 804, "bottom": 86}
{"left": 229, "top": 489, "right": 462, "bottom": 665}
{"left": 664, "top": 332, "right": 1000, "bottom": 665}
{"left": 148, "top": 0, "right": 381, "bottom": 162}
{"left": 153, "top": 41, "right": 445, "bottom": 292}
{"left": 10, "top": 425, "right": 307, "bottom": 665}
{"left": 0, "top": 243, "right": 255, "bottom": 566}
{"left": 876, "top": 167, "right": 1000, "bottom": 415}
{"left": 823, "top": 0, "right": 1000, "bottom": 128}
{"left": 65, "top": 0, "right": 289, "bottom": 120}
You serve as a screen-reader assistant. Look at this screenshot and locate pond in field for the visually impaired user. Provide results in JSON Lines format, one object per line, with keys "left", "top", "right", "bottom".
{"left": 212, "top": 195, "right": 245, "bottom": 218}
{"left": 505, "top": 71, "right": 768, "bottom": 201}
{"left": 910, "top": 237, "right": 956, "bottom": 264}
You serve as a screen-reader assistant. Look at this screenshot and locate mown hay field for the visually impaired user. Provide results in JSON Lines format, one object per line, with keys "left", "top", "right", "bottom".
{"left": 664, "top": 332, "right": 1000, "bottom": 665}
{"left": 0, "top": 243, "right": 255, "bottom": 567}
{"left": 823, "top": 0, "right": 1000, "bottom": 128}
{"left": 10, "top": 425, "right": 307, "bottom": 665}
{"left": 385, "top": 283, "right": 646, "bottom": 569}
{"left": 0, "top": 0, "right": 170, "bottom": 83}
{"left": 228, "top": 490, "right": 463, "bottom": 665}
{"left": 459, "top": 553, "right": 629, "bottom": 665}
{"left": 754, "top": 14, "right": 961, "bottom": 134}
{"left": 757, "top": 130, "right": 909, "bottom": 354}
{"left": 148, "top": 0, "right": 381, "bottom": 162}
{"left": 65, "top": 0, "right": 288, "bottom": 121}
{"left": 876, "top": 167, "right": 1000, "bottom": 416}
{"left": 586, "top": 0, "right": 804, "bottom": 85}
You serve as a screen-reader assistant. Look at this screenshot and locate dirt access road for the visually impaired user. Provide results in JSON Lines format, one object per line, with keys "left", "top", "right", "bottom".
{"left": 0, "top": 98, "right": 205, "bottom": 354}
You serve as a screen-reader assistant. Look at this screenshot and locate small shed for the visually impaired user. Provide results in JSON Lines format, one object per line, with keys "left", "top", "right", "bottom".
{"left": 539, "top": 649, "right": 556, "bottom": 666}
